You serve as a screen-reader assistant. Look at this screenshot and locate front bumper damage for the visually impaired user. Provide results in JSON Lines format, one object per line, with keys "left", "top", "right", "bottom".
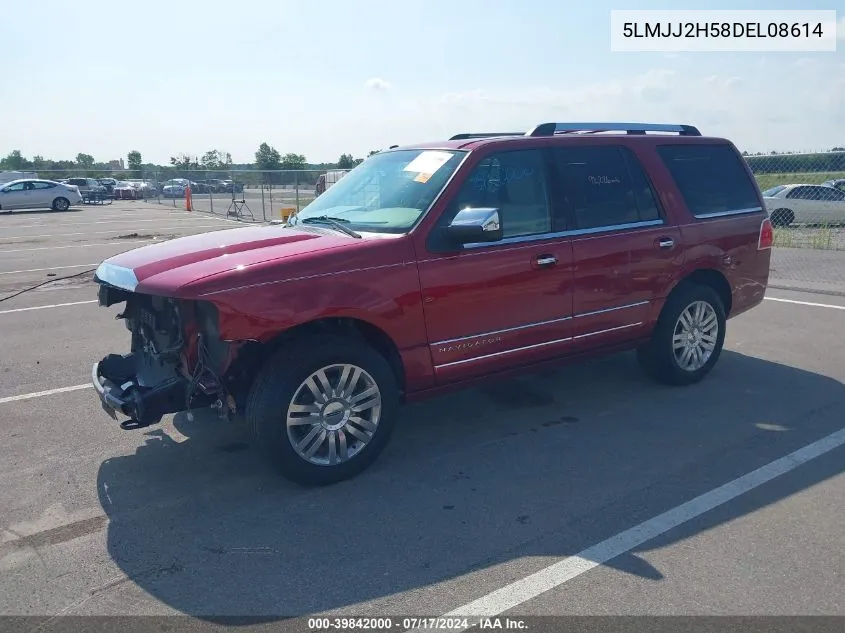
{"left": 92, "top": 353, "right": 189, "bottom": 428}
{"left": 92, "top": 263, "right": 244, "bottom": 428}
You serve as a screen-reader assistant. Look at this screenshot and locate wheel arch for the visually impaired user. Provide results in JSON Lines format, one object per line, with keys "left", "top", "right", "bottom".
{"left": 228, "top": 316, "right": 406, "bottom": 403}
{"left": 661, "top": 267, "right": 733, "bottom": 320}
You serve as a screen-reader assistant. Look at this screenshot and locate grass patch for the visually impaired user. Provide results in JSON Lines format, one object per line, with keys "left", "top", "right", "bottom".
{"left": 773, "top": 226, "right": 839, "bottom": 250}
{"left": 754, "top": 171, "right": 845, "bottom": 192}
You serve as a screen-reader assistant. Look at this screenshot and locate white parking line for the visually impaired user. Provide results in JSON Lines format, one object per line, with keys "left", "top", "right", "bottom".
{"left": 0, "top": 224, "right": 228, "bottom": 241}
{"left": 0, "top": 300, "right": 97, "bottom": 315}
{"left": 421, "top": 427, "right": 845, "bottom": 629}
{"left": 0, "top": 264, "right": 99, "bottom": 276}
{"left": 0, "top": 384, "right": 92, "bottom": 405}
{"left": 765, "top": 297, "right": 845, "bottom": 311}
{"left": 0, "top": 240, "right": 154, "bottom": 254}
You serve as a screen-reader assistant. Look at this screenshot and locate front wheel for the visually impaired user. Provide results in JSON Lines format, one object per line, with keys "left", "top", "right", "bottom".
{"left": 637, "top": 283, "right": 726, "bottom": 386}
{"left": 245, "top": 334, "right": 399, "bottom": 486}
{"left": 770, "top": 208, "right": 794, "bottom": 227}
{"left": 52, "top": 197, "right": 70, "bottom": 211}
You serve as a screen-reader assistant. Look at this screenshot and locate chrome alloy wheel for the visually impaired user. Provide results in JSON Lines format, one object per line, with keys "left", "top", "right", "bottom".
{"left": 286, "top": 364, "right": 382, "bottom": 466}
{"left": 672, "top": 300, "right": 719, "bottom": 372}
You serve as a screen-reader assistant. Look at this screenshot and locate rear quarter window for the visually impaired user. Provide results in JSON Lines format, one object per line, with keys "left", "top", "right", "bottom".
{"left": 656, "top": 144, "right": 761, "bottom": 218}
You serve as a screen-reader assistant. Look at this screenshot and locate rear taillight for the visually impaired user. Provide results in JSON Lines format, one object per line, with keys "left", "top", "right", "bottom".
{"left": 758, "top": 217, "right": 773, "bottom": 250}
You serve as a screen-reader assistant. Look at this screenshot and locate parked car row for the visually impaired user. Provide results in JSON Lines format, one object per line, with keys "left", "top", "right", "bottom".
{"left": 161, "top": 178, "right": 244, "bottom": 196}
{"left": 761, "top": 180, "right": 845, "bottom": 226}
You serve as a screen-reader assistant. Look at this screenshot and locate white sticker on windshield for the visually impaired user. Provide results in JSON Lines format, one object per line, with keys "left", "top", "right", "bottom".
{"left": 403, "top": 151, "right": 453, "bottom": 178}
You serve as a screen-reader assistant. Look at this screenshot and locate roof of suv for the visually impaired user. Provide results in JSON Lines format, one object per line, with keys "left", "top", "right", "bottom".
{"left": 393, "top": 121, "right": 730, "bottom": 152}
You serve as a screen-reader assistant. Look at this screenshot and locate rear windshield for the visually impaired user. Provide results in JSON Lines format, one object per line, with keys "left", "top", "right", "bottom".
{"left": 656, "top": 144, "right": 761, "bottom": 218}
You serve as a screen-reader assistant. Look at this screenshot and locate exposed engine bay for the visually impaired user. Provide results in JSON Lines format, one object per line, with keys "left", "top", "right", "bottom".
{"left": 93, "top": 283, "right": 243, "bottom": 427}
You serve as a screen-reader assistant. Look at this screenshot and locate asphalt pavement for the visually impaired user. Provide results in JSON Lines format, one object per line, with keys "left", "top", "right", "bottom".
{"left": 0, "top": 202, "right": 843, "bottom": 626}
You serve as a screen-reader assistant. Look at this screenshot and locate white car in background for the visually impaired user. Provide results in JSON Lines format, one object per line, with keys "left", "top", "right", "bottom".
{"left": 761, "top": 183, "right": 845, "bottom": 226}
{"left": 0, "top": 178, "right": 83, "bottom": 212}
{"left": 113, "top": 180, "right": 141, "bottom": 199}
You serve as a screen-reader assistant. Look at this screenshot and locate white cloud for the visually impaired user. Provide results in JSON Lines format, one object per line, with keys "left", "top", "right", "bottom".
{"left": 365, "top": 65, "right": 843, "bottom": 154}
{"left": 365, "top": 77, "right": 392, "bottom": 91}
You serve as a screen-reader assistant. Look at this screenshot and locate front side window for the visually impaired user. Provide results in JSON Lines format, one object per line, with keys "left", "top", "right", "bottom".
{"left": 3, "top": 182, "right": 26, "bottom": 192}
{"left": 291, "top": 149, "right": 465, "bottom": 233}
{"left": 441, "top": 149, "right": 551, "bottom": 239}
{"left": 787, "top": 186, "right": 819, "bottom": 200}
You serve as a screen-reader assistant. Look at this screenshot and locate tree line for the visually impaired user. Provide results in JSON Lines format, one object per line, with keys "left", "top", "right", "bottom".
{"left": 4, "top": 144, "right": 843, "bottom": 184}
{"left": 0, "top": 143, "right": 383, "bottom": 186}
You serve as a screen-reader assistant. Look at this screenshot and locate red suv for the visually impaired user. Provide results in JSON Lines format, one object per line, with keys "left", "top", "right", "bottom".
{"left": 92, "top": 122, "right": 773, "bottom": 485}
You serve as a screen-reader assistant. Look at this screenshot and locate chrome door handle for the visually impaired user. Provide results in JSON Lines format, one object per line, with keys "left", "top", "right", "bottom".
{"left": 536, "top": 255, "right": 557, "bottom": 267}
{"left": 657, "top": 238, "right": 674, "bottom": 249}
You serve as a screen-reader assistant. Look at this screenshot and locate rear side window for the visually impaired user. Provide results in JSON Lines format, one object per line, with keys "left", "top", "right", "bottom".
{"left": 657, "top": 144, "right": 761, "bottom": 218}
{"left": 552, "top": 146, "right": 662, "bottom": 231}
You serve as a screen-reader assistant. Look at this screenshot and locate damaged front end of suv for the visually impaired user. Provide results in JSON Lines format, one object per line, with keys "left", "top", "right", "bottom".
{"left": 92, "top": 262, "right": 243, "bottom": 429}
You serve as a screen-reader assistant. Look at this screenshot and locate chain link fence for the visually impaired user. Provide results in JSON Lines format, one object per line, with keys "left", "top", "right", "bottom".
{"left": 21, "top": 167, "right": 349, "bottom": 223}
{"left": 164, "top": 169, "right": 341, "bottom": 223}
{"left": 747, "top": 151, "right": 845, "bottom": 294}
{"left": 17, "top": 151, "right": 845, "bottom": 295}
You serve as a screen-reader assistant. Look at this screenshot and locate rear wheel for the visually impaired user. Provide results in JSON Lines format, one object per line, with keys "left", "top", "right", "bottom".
{"left": 52, "top": 197, "right": 70, "bottom": 211}
{"left": 637, "top": 283, "right": 726, "bottom": 386}
{"left": 770, "top": 208, "right": 794, "bottom": 227}
{"left": 245, "top": 334, "right": 399, "bottom": 486}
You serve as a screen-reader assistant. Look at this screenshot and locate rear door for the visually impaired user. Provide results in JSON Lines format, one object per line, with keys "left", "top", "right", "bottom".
{"left": 550, "top": 145, "right": 682, "bottom": 349}
{"left": 30, "top": 181, "right": 58, "bottom": 207}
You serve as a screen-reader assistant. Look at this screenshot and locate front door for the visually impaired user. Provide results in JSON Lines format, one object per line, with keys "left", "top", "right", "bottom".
{"left": 417, "top": 148, "right": 574, "bottom": 384}
{"left": 0, "top": 181, "right": 28, "bottom": 209}
{"left": 550, "top": 144, "right": 680, "bottom": 349}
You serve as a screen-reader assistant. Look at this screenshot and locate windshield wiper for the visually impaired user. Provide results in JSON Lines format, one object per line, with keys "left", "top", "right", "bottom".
{"left": 299, "top": 216, "right": 362, "bottom": 239}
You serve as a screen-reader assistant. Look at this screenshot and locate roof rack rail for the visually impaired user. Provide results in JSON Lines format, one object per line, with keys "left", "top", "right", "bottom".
{"left": 526, "top": 122, "right": 701, "bottom": 137}
{"left": 449, "top": 132, "right": 525, "bottom": 140}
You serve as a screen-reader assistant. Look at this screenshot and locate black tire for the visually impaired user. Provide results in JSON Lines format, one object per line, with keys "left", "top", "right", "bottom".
{"left": 637, "top": 282, "right": 727, "bottom": 386}
{"left": 52, "top": 197, "right": 70, "bottom": 212}
{"left": 770, "top": 208, "right": 794, "bottom": 227}
{"left": 245, "top": 333, "right": 399, "bottom": 486}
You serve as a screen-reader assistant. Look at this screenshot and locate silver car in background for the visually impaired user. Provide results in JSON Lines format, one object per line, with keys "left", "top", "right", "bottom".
{"left": 0, "top": 178, "right": 84, "bottom": 212}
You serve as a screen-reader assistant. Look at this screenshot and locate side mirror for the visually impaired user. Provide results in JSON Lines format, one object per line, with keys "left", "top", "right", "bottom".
{"left": 443, "top": 207, "right": 503, "bottom": 245}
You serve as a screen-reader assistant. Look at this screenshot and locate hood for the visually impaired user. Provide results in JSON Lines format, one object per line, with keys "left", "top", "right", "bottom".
{"left": 94, "top": 224, "right": 359, "bottom": 294}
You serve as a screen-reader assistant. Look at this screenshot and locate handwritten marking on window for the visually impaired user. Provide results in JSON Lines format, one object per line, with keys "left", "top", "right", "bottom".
{"left": 588, "top": 175, "right": 623, "bottom": 185}
{"left": 470, "top": 166, "right": 536, "bottom": 192}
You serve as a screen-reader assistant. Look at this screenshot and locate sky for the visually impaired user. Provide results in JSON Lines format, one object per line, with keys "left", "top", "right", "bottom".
{"left": 0, "top": 0, "right": 843, "bottom": 165}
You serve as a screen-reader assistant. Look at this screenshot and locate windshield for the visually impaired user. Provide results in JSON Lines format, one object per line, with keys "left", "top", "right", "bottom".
{"left": 292, "top": 149, "right": 466, "bottom": 233}
{"left": 761, "top": 185, "right": 786, "bottom": 197}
